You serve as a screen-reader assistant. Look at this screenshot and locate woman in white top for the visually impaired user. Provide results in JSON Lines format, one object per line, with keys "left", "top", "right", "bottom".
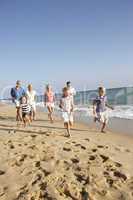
{"left": 59, "top": 87, "right": 74, "bottom": 137}
{"left": 26, "top": 84, "right": 37, "bottom": 121}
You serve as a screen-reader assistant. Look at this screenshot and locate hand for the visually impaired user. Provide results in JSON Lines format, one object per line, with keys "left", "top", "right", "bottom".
{"left": 111, "top": 106, "right": 114, "bottom": 110}
{"left": 70, "top": 108, "right": 73, "bottom": 113}
{"left": 93, "top": 110, "right": 96, "bottom": 116}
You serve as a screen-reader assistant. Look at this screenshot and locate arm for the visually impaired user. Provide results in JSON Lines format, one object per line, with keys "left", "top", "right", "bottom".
{"left": 59, "top": 99, "right": 63, "bottom": 109}
{"left": 106, "top": 103, "right": 114, "bottom": 110}
{"left": 53, "top": 94, "right": 56, "bottom": 102}
{"left": 44, "top": 93, "right": 47, "bottom": 105}
{"left": 71, "top": 99, "right": 74, "bottom": 112}
{"left": 73, "top": 88, "right": 76, "bottom": 96}
{"left": 22, "top": 88, "right": 26, "bottom": 96}
{"left": 11, "top": 88, "right": 14, "bottom": 98}
{"left": 93, "top": 100, "right": 97, "bottom": 115}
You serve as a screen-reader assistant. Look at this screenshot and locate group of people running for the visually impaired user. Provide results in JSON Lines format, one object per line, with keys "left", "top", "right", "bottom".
{"left": 10, "top": 80, "right": 114, "bottom": 137}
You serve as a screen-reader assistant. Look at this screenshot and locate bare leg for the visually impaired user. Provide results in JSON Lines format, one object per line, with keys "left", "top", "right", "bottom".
{"left": 47, "top": 106, "right": 54, "bottom": 123}
{"left": 16, "top": 107, "right": 22, "bottom": 122}
{"left": 101, "top": 122, "right": 106, "bottom": 133}
{"left": 33, "top": 110, "right": 36, "bottom": 120}
{"left": 69, "top": 121, "right": 73, "bottom": 129}
{"left": 64, "top": 122, "right": 70, "bottom": 137}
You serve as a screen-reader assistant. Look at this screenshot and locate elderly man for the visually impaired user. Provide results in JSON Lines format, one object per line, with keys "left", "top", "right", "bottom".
{"left": 11, "top": 80, "right": 26, "bottom": 122}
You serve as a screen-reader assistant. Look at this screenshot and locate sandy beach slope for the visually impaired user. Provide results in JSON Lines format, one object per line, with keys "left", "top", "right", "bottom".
{"left": 0, "top": 104, "right": 133, "bottom": 200}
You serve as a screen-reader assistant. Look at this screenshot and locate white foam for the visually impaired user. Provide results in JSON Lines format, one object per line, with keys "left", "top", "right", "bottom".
{"left": 37, "top": 102, "right": 133, "bottom": 120}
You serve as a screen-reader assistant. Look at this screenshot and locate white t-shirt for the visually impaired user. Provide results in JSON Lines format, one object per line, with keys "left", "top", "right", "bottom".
{"left": 61, "top": 96, "right": 73, "bottom": 113}
{"left": 68, "top": 87, "right": 76, "bottom": 97}
{"left": 26, "top": 90, "right": 36, "bottom": 105}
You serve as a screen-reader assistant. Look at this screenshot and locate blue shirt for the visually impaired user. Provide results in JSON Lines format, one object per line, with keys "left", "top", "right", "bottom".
{"left": 94, "top": 95, "right": 107, "bottom": 113}
{"left": 11, "top": 87, "right": 26, "bottom": 101}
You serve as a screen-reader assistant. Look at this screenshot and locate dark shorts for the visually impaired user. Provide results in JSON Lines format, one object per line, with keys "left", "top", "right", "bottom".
{"left": 22, "top": 112, "right": 30, "bottom": 118}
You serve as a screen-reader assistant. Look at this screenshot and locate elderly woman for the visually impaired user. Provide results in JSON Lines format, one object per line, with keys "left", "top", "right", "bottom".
{"left": 26, "top": 84, "right": 37, "bottom": 121}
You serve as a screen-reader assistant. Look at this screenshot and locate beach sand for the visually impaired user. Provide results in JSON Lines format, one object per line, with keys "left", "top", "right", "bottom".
{"left": 0, "top": 104, "right": 133, "bottom": 200}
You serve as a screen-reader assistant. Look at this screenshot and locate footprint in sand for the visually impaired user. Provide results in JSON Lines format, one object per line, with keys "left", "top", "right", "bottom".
{"left": 75, "top": 143, "right": 81, "bottom": 147}
{"left": 113, "top": 171, "right": 127, "bottom": 181}
{"left": 0, "top": 170, "right": 5, "bottom": 175}
{"left": 100, "top": 155, "right": 109, "bottom": 163}
{"left": 92, "top": 148, "right": 98, "bottom": 153}
{"left": 74, "top": 143, "right": 86, "bottom": 150}
{"left": 97, "top": 145, "right": 104, "bottom": 149}
{"left": 30, "top": 134, "right": 37, "bottom": 139}
{"left": 89, "top": 155, "right": 96, "bottom": 161}
{"left": 80, "top": 145, "right": 86, "bottom": 150}
{"left": 35, "top": 161, "right": 41, "bottom": 168}
{"left": 71, "top": 158, "right": 80, "bottom": 164}
{"left": 72, "top": 141, "right": 76, "bottom": 144}
{"left": 115, "top": 162, "right": 122, "bottom": 168}
{"left": 85, "top": 138, "right": 90, "bottom": 142}
{"left": 9, "top": 144, "right": 15, "bottom": 149}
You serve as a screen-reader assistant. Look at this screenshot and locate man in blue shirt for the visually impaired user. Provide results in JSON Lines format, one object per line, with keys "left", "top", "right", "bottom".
{"left": 11, "top": 80, "right": 26, "bottom": 122}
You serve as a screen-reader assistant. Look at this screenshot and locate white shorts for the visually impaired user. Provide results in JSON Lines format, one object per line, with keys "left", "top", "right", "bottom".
{"left": 62, "top": 112, "right": 74, "bottom": 123}
{"left": 46, "top": 102, "right": 54, "bottom": 108}
{"left": 14, "top": 100, "right": 20, "bottom": 108}
{"left": 30, "top": 103, "right": 36, "bottom": 112}
{"left": 96, "top": 111, "right": 109, "bottom": 124}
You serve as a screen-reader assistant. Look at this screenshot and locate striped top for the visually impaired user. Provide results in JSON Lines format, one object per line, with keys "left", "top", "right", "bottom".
{"left": 21, "top": 103, "right": 31, "bottom": 113}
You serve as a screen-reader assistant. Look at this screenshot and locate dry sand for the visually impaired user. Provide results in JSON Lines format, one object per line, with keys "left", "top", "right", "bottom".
{"left": 0, "top": 103, "right": 133, "bottom": 200}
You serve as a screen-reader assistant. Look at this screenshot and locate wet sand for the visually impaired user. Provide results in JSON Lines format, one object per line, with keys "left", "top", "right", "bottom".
{"left": 0, "top": 103, "right": 133, "bottom": 200}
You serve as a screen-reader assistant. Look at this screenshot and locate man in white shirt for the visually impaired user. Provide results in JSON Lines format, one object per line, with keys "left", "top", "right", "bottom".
{"left": 66, "top": 81, "right": 76, "bottom": 102}
{"left": 26, "top": 84, "right": 37, "bottom": 120}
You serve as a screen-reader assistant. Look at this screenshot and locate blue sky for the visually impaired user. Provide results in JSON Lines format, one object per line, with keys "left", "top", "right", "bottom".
{"left": 0, "top": 0, "right": 133, "bottom": 91}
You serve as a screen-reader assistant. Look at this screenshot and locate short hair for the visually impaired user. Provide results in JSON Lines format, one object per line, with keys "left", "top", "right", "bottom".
{"left": 16, "top": 80, "right": 21, "bottom": 85}
{"left": 62, "top": 87, "right": 68, "bottom": 93}
{"left": 66, "top": 81, "right": 71, "bottom": 85}
{"left": 98, "top": 87, "right": 106, "bottom": 92}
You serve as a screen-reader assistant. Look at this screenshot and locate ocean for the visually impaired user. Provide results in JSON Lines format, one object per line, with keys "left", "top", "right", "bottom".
{"left": 36, "top": 86, "right": 133, "bottom": 120}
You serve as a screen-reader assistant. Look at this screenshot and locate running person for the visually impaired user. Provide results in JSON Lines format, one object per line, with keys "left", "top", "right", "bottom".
{"left": 20, "top": 96, "right": 31, "bottom": 127}
{"left": 93, "top": 87, "right": 114, "bottom": 133}
{"left": 44, "top": 84, "right": 55, "bottom": 123}
{"left": 11, "top": 80, "right": 26, "bottom": 122}
{"left": 26, "top": 84, "right": 37, "bottom": 121}
{"left": 66, "top": 81, "right": 76, "bottom": 101}
{"left": 59, "top": 87, "right": 74, "bottom": 137}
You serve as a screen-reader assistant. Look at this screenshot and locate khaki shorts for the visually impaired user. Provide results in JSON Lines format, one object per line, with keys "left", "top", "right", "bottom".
{"left": 96, "top": 111, "right": 109, "bottom": 124}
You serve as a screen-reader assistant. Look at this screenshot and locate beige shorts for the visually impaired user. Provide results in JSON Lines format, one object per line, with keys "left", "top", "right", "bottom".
{"left": 62, "top": 112, "right": 74, "bottom": 123}
{"left": 46, "top": 102, "right": 54, "bottom": 108}
{"left": 14, "top": 100, "right": 20, "bottom": 108}
{"left": 96, "top": 111, "right": 109, "bottom": 124}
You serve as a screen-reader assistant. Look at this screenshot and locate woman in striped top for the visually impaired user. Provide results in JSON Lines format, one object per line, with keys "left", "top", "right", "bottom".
{"left": 20, "top": 96, "right": 31, "bottom": 127}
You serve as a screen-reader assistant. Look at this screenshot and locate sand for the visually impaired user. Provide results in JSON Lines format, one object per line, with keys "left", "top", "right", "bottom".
{"left": 0, "top": 103, "right": 133, "bottom": 200}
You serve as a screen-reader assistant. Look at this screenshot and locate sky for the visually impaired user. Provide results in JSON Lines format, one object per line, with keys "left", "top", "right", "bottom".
{"left": 0, "top": 0, "right": 133, "bottom": 91}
